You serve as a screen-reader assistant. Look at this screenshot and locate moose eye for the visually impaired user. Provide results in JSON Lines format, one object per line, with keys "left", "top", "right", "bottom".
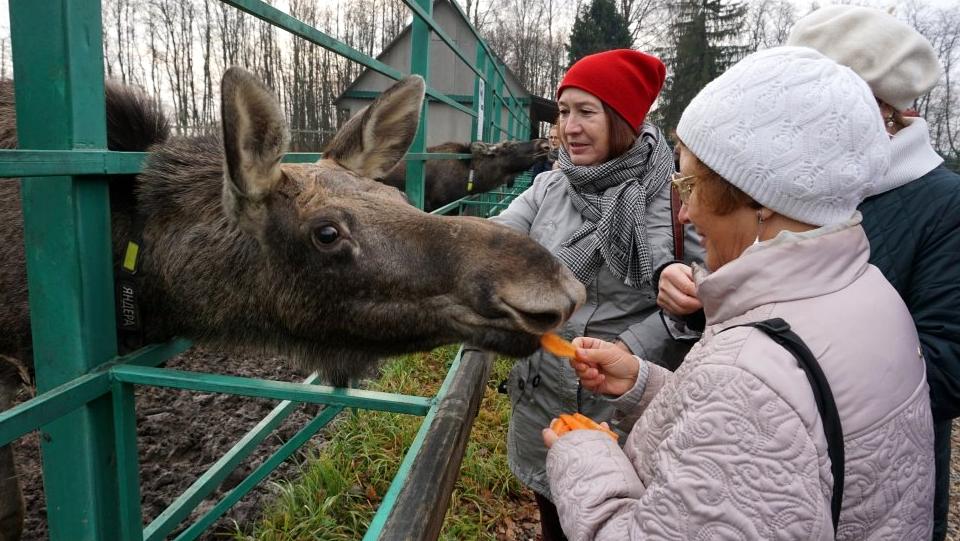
{"left": 312, "top": 224, "right": 340, "bottom": 246}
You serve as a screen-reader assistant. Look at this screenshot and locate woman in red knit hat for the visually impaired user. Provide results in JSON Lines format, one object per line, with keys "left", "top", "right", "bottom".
{"left": 491, "top": 49, "right": 702, "bottom": 540}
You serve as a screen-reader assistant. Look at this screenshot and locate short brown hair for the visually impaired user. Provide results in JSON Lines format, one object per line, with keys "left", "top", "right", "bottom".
{"left": 557, "top": 103, "right": 638, "bottom": 162}
{"left": 675, "top": 139, "right": 758, "bottom": 215}
{"left": 605, "top": 103, "right": 639, "bottom": 159}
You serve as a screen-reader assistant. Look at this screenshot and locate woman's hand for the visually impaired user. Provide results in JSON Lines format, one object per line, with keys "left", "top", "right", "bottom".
{"left": 542, "top": 427, "right": 559, "bottom": 448}
{"left": 657, "top": 263, "right": 702, "bottom": 316}
{"left": 570, "top": 337, "right": 640, "bottom": 397}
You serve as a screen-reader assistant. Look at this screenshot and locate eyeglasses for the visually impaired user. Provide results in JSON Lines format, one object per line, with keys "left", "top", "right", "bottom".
{"left": 671, "top": 172, "right": 699, "bottom": 204}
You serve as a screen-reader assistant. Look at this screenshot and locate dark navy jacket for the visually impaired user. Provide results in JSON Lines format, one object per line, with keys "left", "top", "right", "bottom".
{"left": 859, "top": 164, "right": 960, "bottom": 422}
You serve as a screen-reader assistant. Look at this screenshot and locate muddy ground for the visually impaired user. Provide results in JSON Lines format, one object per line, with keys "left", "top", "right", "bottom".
{"left": 15, "top": 346, "right": 322, "bottom": 540}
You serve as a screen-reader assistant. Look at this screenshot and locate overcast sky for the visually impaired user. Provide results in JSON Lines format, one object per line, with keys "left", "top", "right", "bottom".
{"left": 1, "top": 0, "right": 958, "bottom": 36}
{"left": 0, "top": 0, "right": 956, "bottom": 69}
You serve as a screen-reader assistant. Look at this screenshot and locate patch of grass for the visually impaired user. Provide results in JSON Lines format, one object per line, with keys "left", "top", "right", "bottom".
{"left": 238, "top": 346, "right": 527, "bottom": 540}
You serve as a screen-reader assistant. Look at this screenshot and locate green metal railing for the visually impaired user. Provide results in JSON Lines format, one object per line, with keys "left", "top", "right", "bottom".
{"left": 0, "top": 0, "right": 534, "bottom": 539}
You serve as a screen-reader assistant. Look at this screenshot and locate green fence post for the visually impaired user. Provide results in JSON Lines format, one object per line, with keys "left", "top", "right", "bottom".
{"left": 471, "top": 47, "right": 487, "bottom": 143}
{"left": 470, "top": 46, "right": 489, "bottom": 146}
{"left": 405, "top": 0, "right": 432, "bottom": 210}
{"left": 495, "top": 63, "right": 506, "bottom": 141}
{"left": 483, "top": 58, "right": 496, "bottom": 141}
{"left": 113, "top": 382, "right": 143, "bottom": 541}
{"left": 8, "top": 1, "right": 123, "bottom": 540}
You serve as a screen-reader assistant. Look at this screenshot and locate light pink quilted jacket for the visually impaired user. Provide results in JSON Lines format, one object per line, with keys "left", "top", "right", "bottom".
{"left": 546, "top": 219, "right": 934, "bottom": 540}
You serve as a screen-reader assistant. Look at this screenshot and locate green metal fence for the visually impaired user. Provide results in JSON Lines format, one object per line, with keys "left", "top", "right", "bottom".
{"left": 0, "top": 0, "right": 535, "bottom": 539}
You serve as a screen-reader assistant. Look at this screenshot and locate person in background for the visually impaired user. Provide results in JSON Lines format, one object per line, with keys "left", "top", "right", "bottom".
{"left": 657, "top": 8, "right": 959, "bottom": 539}
{"left": 530, "top": 124, "right": 560, "bottom": 176}
{"left": 491, "top": 48, "right": 701, "bottom": 540}
{"left": 545, "top": 46, "right": 934, "bottom": 540}
{"left": 547, "top": 124, "right": 560, "bottom": 170}
{"left": 788, "top": 11, "right": 960, "bottom": 539}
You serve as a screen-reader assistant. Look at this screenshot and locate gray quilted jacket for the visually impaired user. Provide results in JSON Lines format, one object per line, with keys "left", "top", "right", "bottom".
{"left": 545, "top": 217, "right": 934, "bottom": 540}
{"left": 491, "top": 167, "right": 702, "bottom": 497}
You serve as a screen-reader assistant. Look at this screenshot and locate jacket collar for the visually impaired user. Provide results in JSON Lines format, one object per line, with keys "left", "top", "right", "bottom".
{"left": 866, "top": 117, "right": 944, "bottom": 198}
{"left": 694, "top": 214, "right": 870, "bottom": 325}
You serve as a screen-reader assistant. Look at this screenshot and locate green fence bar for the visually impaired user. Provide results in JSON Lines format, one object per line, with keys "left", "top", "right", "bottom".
{"left": 0, "top": 149, "right": 146, "bottom": 178}
{"left": 9, "top": 1, "right": 124, "bottom": 539}
{"left": 405, "top": 0, "right": 432, "bottom": 210}
{"left": 220, "top": 0, "right": 472, "bottom": 117}
{"left": 364, "top": 347, "right": 465, "bottom": 540}
{"left": 144, "top": 372, "right": 325, "bottom": 541}
{"left": 0, "top": 372, "right": 109, "bottom": 446}
{"left": 172, "top": 404, "right": 345, "bottom": 541}
{"left": 399, "top": 0, "right": 481, "bottom": 81}
{"left": 110, "top": 365, "right": 433, "bottom": 415}
{"left": 0, "top": 150, "right": 476, "bottom": 178}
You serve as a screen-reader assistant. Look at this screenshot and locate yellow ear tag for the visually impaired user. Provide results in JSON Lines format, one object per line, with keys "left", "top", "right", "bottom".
{"left": 122, "top": 241, "right": 140, "bottom": 273}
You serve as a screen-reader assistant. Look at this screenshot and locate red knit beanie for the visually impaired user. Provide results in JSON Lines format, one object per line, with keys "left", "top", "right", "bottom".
{"left": 557, "top": 49, "right": 666, "bottom": 133}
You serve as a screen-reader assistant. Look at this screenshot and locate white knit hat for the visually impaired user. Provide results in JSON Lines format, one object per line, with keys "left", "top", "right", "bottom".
{"left": 787, "top": 5, "right": 941, "bottom": 111}
{"left": 676, "top": 47, "right": 890, "bottom": 227}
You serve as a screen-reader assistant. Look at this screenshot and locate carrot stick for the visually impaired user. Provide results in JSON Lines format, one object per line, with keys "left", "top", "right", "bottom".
{"left": 559, "top": 413, "right": 589, "bottom": 430}
{"left": 552, "top": 417, "right": 571, "bottom": 435}
{"left": 573, "top": 413, "right": 601, "bottom": 429}
{"left": 573, "top": 413, "right": 619, "bottom": 441}
{"left": 540, "top": 333, "right": 577, "bottom": 358}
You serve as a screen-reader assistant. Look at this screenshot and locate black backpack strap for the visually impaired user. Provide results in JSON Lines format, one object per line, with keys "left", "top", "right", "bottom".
{"left": 720, "top": 318, "right": 844, "bottom": 535}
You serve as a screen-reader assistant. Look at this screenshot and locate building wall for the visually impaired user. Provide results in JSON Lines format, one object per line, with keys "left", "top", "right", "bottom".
{"left": 336, "top": 0, "right": 530, "bottom": 146}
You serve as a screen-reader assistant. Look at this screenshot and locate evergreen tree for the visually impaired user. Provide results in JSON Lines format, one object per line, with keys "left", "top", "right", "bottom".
{"left": 567, "top": 0, "right": 633, "bottom": 67}
{"left": 655, "top": 0, "right": 748, "bottom": 133}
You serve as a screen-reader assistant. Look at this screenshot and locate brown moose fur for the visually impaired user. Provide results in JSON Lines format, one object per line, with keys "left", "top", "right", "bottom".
{"left": 381, "top": 139, "right": 549, "bottom": 212}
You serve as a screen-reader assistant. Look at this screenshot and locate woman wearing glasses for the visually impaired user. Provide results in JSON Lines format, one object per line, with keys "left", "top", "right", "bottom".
{"left": 490, "top": 49, "right": 702, "bottom": 540}
{"left": 542, "top": 47, "right": 934, "bottom": 540}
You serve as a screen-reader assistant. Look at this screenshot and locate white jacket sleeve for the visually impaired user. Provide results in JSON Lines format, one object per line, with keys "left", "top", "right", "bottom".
{"left": 545, "top": 363, "right": 829, "bottom": 541}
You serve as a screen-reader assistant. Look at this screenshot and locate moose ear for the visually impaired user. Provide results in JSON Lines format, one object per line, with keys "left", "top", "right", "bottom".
{"left": 323, "top": 75, "right": 425, "bottom": 179}
{"left": 220, "top": 66, "right": 289, "bottom": 232}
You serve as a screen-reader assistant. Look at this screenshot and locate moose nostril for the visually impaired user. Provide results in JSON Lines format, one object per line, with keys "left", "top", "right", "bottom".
{"left": 515, "top": 308, "right": 563, "bottom": 331}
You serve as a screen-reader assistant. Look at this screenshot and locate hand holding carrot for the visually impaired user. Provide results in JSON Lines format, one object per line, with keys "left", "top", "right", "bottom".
{"left": 569, "top": 336, "right": 640, "bottom": 397}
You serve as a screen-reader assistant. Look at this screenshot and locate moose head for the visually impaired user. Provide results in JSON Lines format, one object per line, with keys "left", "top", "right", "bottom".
{"left": 126, "top": 68, "right": 585, "bottom": 380}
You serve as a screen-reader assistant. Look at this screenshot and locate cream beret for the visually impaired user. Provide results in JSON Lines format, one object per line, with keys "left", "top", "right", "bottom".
{"left": 787, "top": 5, "right": 942, "bottom": 111}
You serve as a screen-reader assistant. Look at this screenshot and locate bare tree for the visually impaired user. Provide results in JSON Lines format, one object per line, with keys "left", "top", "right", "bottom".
{"left": 744, "top": 0, "right": 797, "bottom": 51}
{"left": 899, "top": 0, "right": 959, "bottom": 164}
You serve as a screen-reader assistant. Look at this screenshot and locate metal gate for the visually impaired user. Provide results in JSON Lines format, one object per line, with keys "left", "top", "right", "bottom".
{"left": 0, "top": 0, "right": 533, "bottom": 539}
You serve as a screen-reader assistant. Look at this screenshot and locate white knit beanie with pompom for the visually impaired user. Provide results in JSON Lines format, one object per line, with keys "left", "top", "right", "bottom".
{"left": 676, "top": 46, "right": 890, "bottom": 227}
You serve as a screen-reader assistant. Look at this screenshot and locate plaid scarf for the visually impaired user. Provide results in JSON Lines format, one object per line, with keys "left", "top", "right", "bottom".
{"left": 556, "top": 124, "right": 674, "bottom": 289}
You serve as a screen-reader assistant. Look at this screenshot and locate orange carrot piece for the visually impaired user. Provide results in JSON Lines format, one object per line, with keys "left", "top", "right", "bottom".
{"left": 541, "top": 333, "right": 577, "bottom": 358}
{"left": 551, "top": 417, "right": 571, "bottom": 435}
{"left": 559, "top": 413, "right": 589, "bottom": 430}
{"left": 573, "top": 413, "right": 619, "bottom": 442}
{"left": 572, "top": 413, "right": 601, "bottom": 429}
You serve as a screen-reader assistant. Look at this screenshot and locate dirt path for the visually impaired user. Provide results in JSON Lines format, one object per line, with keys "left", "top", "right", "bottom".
{"left": 16, "top": 347, "right": 321, "bottom": 540}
